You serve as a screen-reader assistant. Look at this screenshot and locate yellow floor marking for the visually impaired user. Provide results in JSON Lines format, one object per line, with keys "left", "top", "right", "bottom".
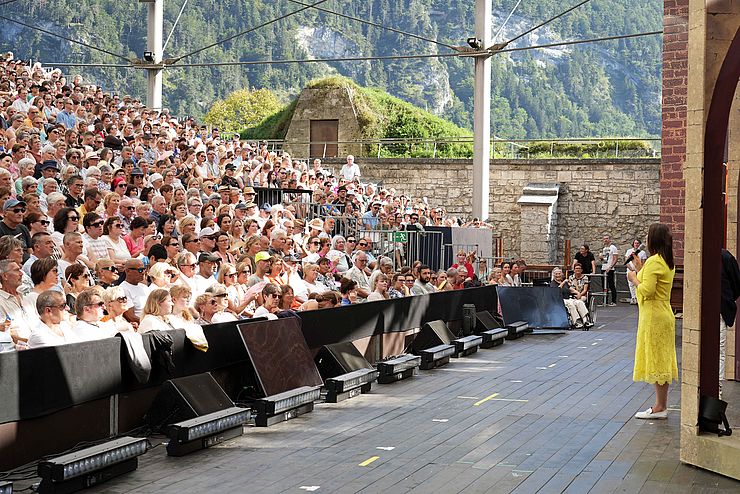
{"left": 473, "top": 392, "right": 499, "bottom": 406}
{"left": 487, "top": 398, "right": 528, "bottom": 403}
{"left": 358, "top": 456, "right": 380, "bottom": 467}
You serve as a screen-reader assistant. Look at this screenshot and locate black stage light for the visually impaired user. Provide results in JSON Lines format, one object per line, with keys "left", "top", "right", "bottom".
{"left": 143, "top": 51, "right": 154, "bottom": 62}
{"left": 0, "top": 481, "right": 12, "bottom": 494}
{"left": 37, "top": 436, "right": 148, "bottom": 494}
{"left": 376, "top": 354, "right": 421, "bottom": 383}
{"left": 506, "top": 321, "right": 529, "bottom": 340}
{"left": 467, "top": 37, "right": 482, "bottom": 50}
{"left": 452, "top": 335, "right": 483, "bottom": 358}
{"left": 324, "top": 368, "right": 379, "bottom": 403}
{"left": 480, "top": 327, "right": 508, "bottom": 348}
{"left": 165, "top": 406, "right": 251, "bottom": 457}
{"left": 254, "top": 386, "right": 321, "bottom": 427}
{"left": 419, "top": 344, "right": 456, "bottom": 370}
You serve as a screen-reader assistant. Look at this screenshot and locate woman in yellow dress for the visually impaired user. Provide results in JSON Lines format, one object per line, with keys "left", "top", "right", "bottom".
{"left": 627, "top": 223, "right": 678, "bottom": 420}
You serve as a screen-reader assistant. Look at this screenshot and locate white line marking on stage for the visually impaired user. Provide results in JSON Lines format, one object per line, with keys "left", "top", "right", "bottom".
{"left": 432, "top": 418, "right": 449, "bottom": 422}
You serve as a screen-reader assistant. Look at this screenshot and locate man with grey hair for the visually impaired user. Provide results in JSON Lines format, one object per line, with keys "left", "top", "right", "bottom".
{"left": 0, "top": 259, "right": 35, "bottom": 350}
{"left": 345, "top": 251, "right": 371, "bottom": 302}
{"left": 118, "top": 196, "right": 135, "bottom": 234}
{"left": 57, "top": 232, "right": 84, "bottom": 276}
{"left": 268, "top": 228, "right": 287, "bottom": 256}
{"left": 28, "top": 290, "right": 77, "bottom": 348}
{"left": 39, "top": 178, "right": 59, "bottom": 213}
{"left": 45, "top": 192, "right": 66, "bottom": 227}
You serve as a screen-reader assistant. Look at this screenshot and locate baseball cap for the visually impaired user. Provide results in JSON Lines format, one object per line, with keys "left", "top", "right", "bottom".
{"left": 225, "top": 163, "right": 236, "bottom": 171}
{"left": 198, "top": 252, "right": 219, "bottom": 263}
{"left": 41, "top": 160, "right": 59, "bottom": 171}
{"left": 260, "top": 203, "right": 271, "bottom": 212}
{"left": 208, "top": 193, "right": 221, "bottom": 201}
{"left": 234, "top": 202, "right": 248, "bottom": 211}
{"left": 254, "top": 251, "right": 271, "bottom": 263}
{"left": 148, "top": 173, "right": 163, "bottom": 184}
{"left": 3, "top": 199, "right": 26, "bottom": 211}
{"left": 199, "top": 227, "right": 217, "bottom": 238}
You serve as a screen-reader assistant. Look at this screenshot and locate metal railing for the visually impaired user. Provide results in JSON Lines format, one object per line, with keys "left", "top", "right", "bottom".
{"left": 255, "top": 137, "right": 661, "bottom": 160}
{"left": 358, "top": 229, "right": 445, "bottom": 272}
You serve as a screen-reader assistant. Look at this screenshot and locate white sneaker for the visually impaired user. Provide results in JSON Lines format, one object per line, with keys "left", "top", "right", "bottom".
{"left": 634, "top": 407, "right": 668, "bottom": 420}
{"left": 630, "top": 298, "right": 637, "bottom": 305}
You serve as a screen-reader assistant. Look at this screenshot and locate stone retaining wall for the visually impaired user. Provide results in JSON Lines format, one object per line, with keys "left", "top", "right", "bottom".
{"left": 323, "top": 158, "right": 661, "bottom": 263}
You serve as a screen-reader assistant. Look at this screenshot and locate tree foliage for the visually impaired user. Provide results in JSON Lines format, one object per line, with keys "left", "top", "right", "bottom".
{"left": 203, "top": 88, "right": 282, "bottom": 133}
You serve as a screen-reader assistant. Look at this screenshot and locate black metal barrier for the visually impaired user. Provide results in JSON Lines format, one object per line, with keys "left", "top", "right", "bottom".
{"left": 0, "top": 285, "right": 497, "bottom": 468}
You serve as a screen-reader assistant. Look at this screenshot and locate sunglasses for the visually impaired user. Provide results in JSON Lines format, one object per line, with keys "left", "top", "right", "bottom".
{"left": 68, "top": 216, "right": 79, "bottom": 221}
{"left": 168, "top": 243, "right": 179, "bottom": 247}
{"left": 86, "top": 301, "right": 106, "bottom": 308}
{"left": 265, "top": 293, "right": 278, "bottom": 299}
{"left": 125, "top": 206, "right": 135, "bottom": 210}
{"left": 128, "top": 267, "right": 146, "bottom": 273}
{"left": 240, "top": 270, "right": 250, "bottom": 275}
{"left": 347, "top": 239, "right": 356, "bottom": 243}
{"left": 11, "top": 208, "right": 26, "bottom": 214}
{"left": 38, "top": 220, "right": 50, "bottom": 226}
{"left": 48, "top": 303, "right": 68, "bottom": 311}
{"left": 102, "top": 266, "right": 119, "bottom": 273}
{"left": 112, "top": 224, "right": 123, "bottom": 229}
{"left": 115, "top": 296, "right": 128, "bottom": 303}
{"left": 310, "top": 241, "right": 320, "bottom": 245}
{"left": 116, "top": 183, "right": 127, "bottom": 188}
{"left": 358, "top": 242, "right": 367, "bottom": 246}
{"left": 209, "top": 300, "right": 219, "bottom": 306}
{"left": 179, "top": 263, "right": 195, "bottom": 268}
{"left": 91, "top": 221, "right": 104, "bottom": 228}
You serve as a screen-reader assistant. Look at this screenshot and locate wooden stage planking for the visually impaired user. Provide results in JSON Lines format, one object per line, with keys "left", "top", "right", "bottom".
{"left": 32, "top": 305, "right": 740, "bottom": 494}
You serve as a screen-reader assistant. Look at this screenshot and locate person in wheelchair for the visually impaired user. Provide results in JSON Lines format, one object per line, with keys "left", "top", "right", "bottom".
{"left": 551, "top": 267, "right": 593, "bottom": 330}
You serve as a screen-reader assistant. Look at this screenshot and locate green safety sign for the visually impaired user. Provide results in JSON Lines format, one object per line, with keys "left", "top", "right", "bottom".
{"left": 389, "top": 232, "right": 408, "bottom": 242}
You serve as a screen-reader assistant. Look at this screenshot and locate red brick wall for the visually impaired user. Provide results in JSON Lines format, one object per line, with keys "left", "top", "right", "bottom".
{"left": 661, "top": 0, "right": 689, "bottom": 261}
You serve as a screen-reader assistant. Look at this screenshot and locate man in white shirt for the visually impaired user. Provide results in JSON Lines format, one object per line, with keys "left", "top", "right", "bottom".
{"left": 29, "top": 290, "right": 78, "bottom": 348}
{"left": 73, "top": 288, "right": 116, "bottom": 341}
{"left": 345, "top": 252, "right": 371, "bottom": 302}
{"left": 120, "top": 259, "right": 151, "bottom": 324}
{"left": 600, "top": 235, "right": 619, "bottom": 306}
{"left": 193, "top": 253, "right": 218, "bottom": 296}
{"left": 411, "top": 265, "right": 437, "bottom": 296}
{"left": 0, "top": 260, "right": 36, "bottom": 351}
{"left": 340, "top": 155, "right": 361, "bottom": 181}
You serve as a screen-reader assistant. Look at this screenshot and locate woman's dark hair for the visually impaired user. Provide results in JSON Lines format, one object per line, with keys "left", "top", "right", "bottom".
{"left": 23, "top": 211, "right": 44, "bottom": 228}
{"left": 157, "top": 213, "right": 175, "bottom": 234}
{"left": 261, "top": 220, "right": 275, "bottom": 236}
{"left": 125, "top": 185, "right": 138, "bottom": 197}
{"left": 53, "top": 207, "right": 76, "bottom": 233}
{"left": 215, "top": 213, "right": 231, "bottom": 229}
{"left": 102, "top": 216, "right": 120, "bottom": 236}
{"left": 139, "top": 186, "right": 154, "bottom": 202}
{"left": 647, "top": 223, "right": 674, "bottom": 270}
{"left": 277, "top": 284, "right": 294, "bottom": 310}
{"left": 130, "top": 216, "right": 150, "bottom": 231}
{"left": 200, "top": 203, "right": 214, "bottom": 217}
{"left": 339, "top": 277, "right": 357, "bottom": 295}
{"left": 31, "top": 257, "right": 58, "bottom": 285}
{"left": 573, "top": 262, "right": 583, "bottom": 269}
{"left": 65, "top": 262, "right": 86, "bottom": 282}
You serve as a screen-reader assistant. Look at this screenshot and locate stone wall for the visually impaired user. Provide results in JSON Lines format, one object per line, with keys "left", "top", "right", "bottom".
{"left": 324, "top": 158, "right": 661, "bottom": 264}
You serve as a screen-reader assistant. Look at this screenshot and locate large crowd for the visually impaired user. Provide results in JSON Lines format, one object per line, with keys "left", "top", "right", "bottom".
{"left": 0, "top": 53, "right": 511, "bottom": 353}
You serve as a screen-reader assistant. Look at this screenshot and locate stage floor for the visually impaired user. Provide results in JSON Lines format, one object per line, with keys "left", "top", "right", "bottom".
{"left": 39, "top": 306, "right": 740, "bottom": 493}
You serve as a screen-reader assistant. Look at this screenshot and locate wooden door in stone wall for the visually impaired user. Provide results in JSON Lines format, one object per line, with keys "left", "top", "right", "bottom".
{"left": 310, "top": 120, "right": 339, "bottom": 158}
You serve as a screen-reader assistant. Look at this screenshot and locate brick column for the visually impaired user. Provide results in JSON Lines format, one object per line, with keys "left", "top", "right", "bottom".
{"left": 660, "top": 0, "right": 689, "bottom": 261}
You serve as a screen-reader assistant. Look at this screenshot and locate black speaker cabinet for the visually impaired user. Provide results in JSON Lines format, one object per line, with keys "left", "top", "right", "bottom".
{"left": 411, "top": 320, "right": 456, "bottom": 353}
{"left": 315, "top": 342, "right": 373, "bottom": 380}
{"left": 475, "top": 310, "right": 503, "bottom": 332}
{"left": 145, "top": 372, "right": 234, "bottom": 432}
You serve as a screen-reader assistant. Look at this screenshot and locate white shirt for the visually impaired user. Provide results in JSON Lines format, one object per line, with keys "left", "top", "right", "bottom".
{"left": 252, "top": 305, "right": 278, "bottom": 320}
{"left": 602, "top": 243, "right": 619, "bottom": 270}
{"left": 340, "top": 163, "right": 361, "bottom": 180}
{"left": 104, "top": 235, "right": 131, "bottom": 261}
{"left": 0, "top": 289, "right": 38, "bottom": 341}
{"left": 138, "top": 314, "right": 174, "bottom": 333}
{"left": 28, "top": 321, "right": 79, "bottom": 348}
{"left": 120, "top": 281, "right": 151, "bottom": 319}
{"left": 73, "top": 319, "right": 116, "bottom": 342}
{"left": 193, "top": 274, "right": 216, "bottom": 297}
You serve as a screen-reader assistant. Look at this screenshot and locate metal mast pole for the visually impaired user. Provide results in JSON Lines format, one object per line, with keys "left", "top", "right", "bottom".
{"left": 472, "top": 0, "right": 492, "bottom": 221}
{"left": 146, "top": 0, "right": 164, "bottom": 110}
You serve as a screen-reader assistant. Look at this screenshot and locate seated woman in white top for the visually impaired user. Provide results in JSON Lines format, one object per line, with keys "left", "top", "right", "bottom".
{"left": 252, "top": 283, "right": 280, "bottom": 321}
{"left": 103, "top": 217, "right": 131, "bottom": 262}
{"left": 28, "top": 290, "right": 78, "bottom": 348}
{"left": 167, "top": 284, "right": 208, "bottom": 351}
{"left": 138, "top": 289, "right": 176, "bottom": 333}
{"left": 149, "top": 262, "right": 177, "bottom": 289}
{"left": 100, "top": 286, "right": 135, "bottom": 333}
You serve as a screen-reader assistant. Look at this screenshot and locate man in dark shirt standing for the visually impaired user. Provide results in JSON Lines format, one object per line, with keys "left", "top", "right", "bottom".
{"left": 0, "top": 199, "right": 31, "bottom": 262}
{"left": 720, "top": 249, "right": 740, "bottom": 397}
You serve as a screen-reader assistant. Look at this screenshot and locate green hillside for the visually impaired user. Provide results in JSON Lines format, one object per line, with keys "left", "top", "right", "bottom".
{"left": 1, "top": 0, "right": 663, "bottom": 139}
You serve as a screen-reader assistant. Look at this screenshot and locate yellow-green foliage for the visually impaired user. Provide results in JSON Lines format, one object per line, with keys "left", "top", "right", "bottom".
{"left": 204, "top": 88, "right": 283, "bottom": 133}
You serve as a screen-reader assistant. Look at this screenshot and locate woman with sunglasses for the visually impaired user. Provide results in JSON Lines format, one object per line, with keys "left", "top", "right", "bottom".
{"left": 103, "top": 216, "right": 130, "bottom": 262}
{"left": 253, "top": 283, "right": 281, "bottom": 320}
{"left": 194, "top": 294, "right": 220, "bottom": 325}
{"left": 23, "top": 212, "right": 51, "bottom": 236}
{"left": 218, "top": 262, "right": 256, "bottom": 317}
{"left": 138, "top": 289, "right": 175, "bottom": 333}
{"left": 161, "top": 235, "right": 180, "bottom": 264}
{"left": 64, "top": 264, "right": 91, "bottom": 317}
{"left": 95, "top": 260, "right": 120, "bottom": 289}
{"left": 100, "top": 286, "right": 134, "bottom": 333}
{"left": 149, "top": 262, "right": 177, "bottom": 289}
{"left": 51, "top": 207, "right": 80, "bottom": 250}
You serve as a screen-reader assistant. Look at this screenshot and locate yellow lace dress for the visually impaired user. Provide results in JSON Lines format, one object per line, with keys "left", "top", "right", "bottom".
{"left": 633, "top": 254, "right": 678, "bottom": 385}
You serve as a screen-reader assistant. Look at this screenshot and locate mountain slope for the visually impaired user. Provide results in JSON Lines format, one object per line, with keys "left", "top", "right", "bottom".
{"left": 1, "top": 0, "right": 663, "bottom": 138}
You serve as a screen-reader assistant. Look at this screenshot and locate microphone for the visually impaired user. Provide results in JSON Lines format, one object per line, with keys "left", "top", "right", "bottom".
{"left": 624, "top": 245, "right": 644, "bottom": 265}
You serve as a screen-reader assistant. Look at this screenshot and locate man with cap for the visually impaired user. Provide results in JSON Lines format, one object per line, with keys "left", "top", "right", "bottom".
{"left": 256, "top": 203, "right": 271, "bottom": 229}
{"left": 198, "top": 227, "right": 218, "bottom": 253}
{"left": 194, "top": 252, "right": 218, "bottom": 296}
{"left": 242, "top": 186, "right": 256, "bottom": 204}
{"left": 220, "top": 163, "right": 242, "bottom": 189}
{"left": 40, "top": 160, "right": 60, "bottom": 184}
{"left": 0, "top": 199, "right": 31, "bottom": 261}
{"left": 83, "top": 151, "right": 100, "bottom": 170}
{"left": 129, "top": 167, "right": 145, "bottom": 189}
{"left": 247, "top": 251, "right": 272, "bottom": 288}
{"left": 233, "top": 201, "right": 249, "bottom": 222}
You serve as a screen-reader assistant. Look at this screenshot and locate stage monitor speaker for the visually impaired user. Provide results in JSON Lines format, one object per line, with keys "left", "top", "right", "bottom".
{"left": 411, "top": 320, "right": 456, "bottom": 354}
{"left": 475, "top": 310, "right": 503, "bottom": 332}
{"left": 145, "top": 372, "right": 234, "bottom": 432}
{"left": 315, "top": 342, "right": 373, "bottom": 380}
